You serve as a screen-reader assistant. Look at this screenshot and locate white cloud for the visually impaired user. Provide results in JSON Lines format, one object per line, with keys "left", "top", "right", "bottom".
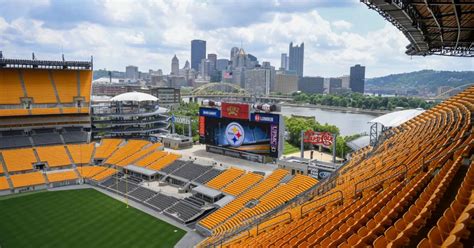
{"left": 0, "top": 0, "right": 471, "bottom": 77}
{"left": 332, "top": 20, "right": 352, "bottom": 30}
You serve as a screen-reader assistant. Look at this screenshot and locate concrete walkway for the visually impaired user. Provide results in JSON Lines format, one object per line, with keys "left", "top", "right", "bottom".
{"left": 48, "top": 184, "right": 206, "bottom": 247}
{"left": 167, "top": 144, "right": 278, "bottom": 175}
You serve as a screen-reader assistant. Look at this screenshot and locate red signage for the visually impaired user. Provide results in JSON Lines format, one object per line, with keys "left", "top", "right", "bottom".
{"left": 303, "top": 130, "right": 334, "bottom": 147}
{"left": 199, "top": 116, "right": 206, "bottom": 136}
{"left": 221, "top": 103, "right": 250, "bottom": 120}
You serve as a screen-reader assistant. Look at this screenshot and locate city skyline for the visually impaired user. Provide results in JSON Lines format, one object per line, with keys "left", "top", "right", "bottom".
{"left": 0, "top": 0, "right": 472, "bottom": 78}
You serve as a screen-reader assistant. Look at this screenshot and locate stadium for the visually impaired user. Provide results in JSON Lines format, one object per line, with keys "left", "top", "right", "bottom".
{"left": 0, "top": 1, "right": 473, "bottom": 248}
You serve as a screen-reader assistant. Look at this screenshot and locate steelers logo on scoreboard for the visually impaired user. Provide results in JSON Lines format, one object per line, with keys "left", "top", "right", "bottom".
{"left": 225, "top": 122, "right": 245, "bottom": 147}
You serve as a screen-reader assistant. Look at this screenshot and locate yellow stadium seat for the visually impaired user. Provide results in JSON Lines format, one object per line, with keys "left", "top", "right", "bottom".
{"left": 47, "top": 170, "right": 78, "bottom": 183}
{"left": 0, "top": 69, "right": 24, "bottom": 104}
{"left": 1, "top": 148, "right": 37, "bottom": 172}
{"left": 51, "top": 70, "right": 78, "bottom": 103}
{"left": 36, "top": 145, "right": 71, "bottom": 168}
{"left": 0, "top": 176, "right": 10, "bottom": 190}
{"left": 67, "top": 143, "right": 94, "bottom": 164}
{"left": 22, "top": 69, "right": 57, "bottom": 103}
{"left": 10, "top": 172, "right": 45, "bottom": 188}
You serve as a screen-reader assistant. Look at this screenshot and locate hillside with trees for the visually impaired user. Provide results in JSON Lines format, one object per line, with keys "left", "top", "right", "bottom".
{"left": 366, "top": 70, "right": 474, "bottom": 93}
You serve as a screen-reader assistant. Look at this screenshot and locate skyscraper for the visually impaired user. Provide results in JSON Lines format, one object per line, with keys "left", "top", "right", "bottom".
{"left": 280, "top": 53, "right": 288, "bottom": 70}
{"left": 171, "top": 55, "right": 179, "bottom": 75}
{"left": 191, "top": 39, "right": 206, "bottom": 71}
{"left": 125, "top": 65, "right": 139, "bottom": 80}
{"left": 207, "top": 53, "right": 217, "bottom": 72}
{"left": 349, "top": 64, "right": 366, "bottom": 93}
{"left": 288, "top": 42, "right": 304, "bottom": 77}
{"left": 216, "top": 59, "right": 229, "bottom": 71}
{"left": 230, "top": 47, "right": 239, "bottom": 60}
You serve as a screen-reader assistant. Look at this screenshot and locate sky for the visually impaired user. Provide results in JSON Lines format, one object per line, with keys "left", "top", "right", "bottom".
{"left": 0, "top": 0, "right": 472, "bottom": 78}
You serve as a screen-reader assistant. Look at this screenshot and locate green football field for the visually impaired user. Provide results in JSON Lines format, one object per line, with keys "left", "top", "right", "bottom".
{"left": 0, "top": 189, "right": 186, "bottom": 248}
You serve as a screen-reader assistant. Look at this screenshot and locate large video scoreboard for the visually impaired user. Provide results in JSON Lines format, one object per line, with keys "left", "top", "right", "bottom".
{"left": 199, "top": 102, "right": 284, "bottom": 163}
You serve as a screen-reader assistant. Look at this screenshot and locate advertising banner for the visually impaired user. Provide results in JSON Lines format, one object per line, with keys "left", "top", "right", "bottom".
{"left": 250, "top": 113, "right": 280, "bottom": 124}
{"left": 303, "top": 130, "right": 334, "bottom": 148}
{"left": 199, "top": 107, "right": 221, "bottom": 118}
{"left": 221, "top": 103, "right": 250, "bottom": 120}
{"left": 199, "top": 116, "right": 206, "bottom": 136}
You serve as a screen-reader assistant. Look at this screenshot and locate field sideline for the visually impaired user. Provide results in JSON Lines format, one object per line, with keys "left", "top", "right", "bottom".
{"left": 0, "top": 189, "right": 186, "bottom": 248}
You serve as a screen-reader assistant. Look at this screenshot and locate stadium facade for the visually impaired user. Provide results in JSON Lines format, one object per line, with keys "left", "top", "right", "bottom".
{"left": 91, "top": 91, "right": 170, "bottom": 140}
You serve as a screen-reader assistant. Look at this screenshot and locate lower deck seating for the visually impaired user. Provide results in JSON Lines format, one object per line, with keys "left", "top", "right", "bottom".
{"left": 170, "top": 162, "right": 213, "bottom": 181}
{"left": 0, "top": 148, "right": 37, "bottom": 172}
{"left": 146, "top": 193, "right": 180, "bottom": 211}
{"left": 129, "top": 187, "right": 158, "bottom": 201}
{"left": 76, "top": 166, "right": 107, "bottom": 179}
{"left": 206, "top": 167, "right": 245, "bottom": 190}
{"left": 159, "top": 160, "right": 188, "bottom": 174}
{"left": 193, "top": 168, "right": 224, "bottom": 184}
{"left": 165, "top": 201, "right": 203, "bottom": 223}
{"left": 147, "top": 153, "right": 182, "bottom": 171}
{"left": 201, "top": 86, "right": 474, "bottom": 248}
{"left": 36, "top": 145, "right": 71, "bottom": 168}
{"left": 0, "top": 176, "right": 10, "bottom": 190}
{"left": 10, "top": 172, "right": 45, "bottom": 188}
{"left": 91, "top": 168, "right": 117, "bottom": 181}
{"left": 221, "top": 172, "right": 264, "bottom": 196}
{"left": 67, "top": 143, "right": 94, "bottom": 164}
{"left": 46, "top": 170, "right": 78, "bottom": 183}
{"left": 94, "top": 139, "right": 122, "bottom": 160}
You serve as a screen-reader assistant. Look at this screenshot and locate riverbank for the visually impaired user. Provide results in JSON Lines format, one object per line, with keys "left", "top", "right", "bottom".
{"left": 281, "top": 103, "right": 390, "bottom": 116}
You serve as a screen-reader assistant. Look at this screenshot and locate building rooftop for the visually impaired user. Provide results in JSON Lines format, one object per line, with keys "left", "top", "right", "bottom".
{"left": 110, "top": 92, "right": 158, "bottom": 102}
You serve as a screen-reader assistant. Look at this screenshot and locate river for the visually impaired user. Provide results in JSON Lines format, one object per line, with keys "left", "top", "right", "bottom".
{"left": 280, "top": 106, "right": 379, "bottom": 136}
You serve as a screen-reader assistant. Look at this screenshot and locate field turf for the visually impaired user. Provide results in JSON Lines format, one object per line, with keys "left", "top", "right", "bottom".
{"left": 0, "top": 189, "right": 186, "bottom": 248}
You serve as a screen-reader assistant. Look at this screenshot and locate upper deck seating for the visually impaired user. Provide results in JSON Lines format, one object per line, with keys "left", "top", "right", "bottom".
{"left": 22, "top": 69, "right": 57, "bottom": 104}
{"left": 104, "top": 140, "right": 149, "bottom": 165}
{"left": 51, "top": 70, "right": 78, "bottom": 103}
{"left": 0, "top": 69, "right": 24, "bottom": 104}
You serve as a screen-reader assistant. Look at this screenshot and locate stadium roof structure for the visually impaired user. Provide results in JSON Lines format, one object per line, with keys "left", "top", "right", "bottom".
{"left": 369, "top": 108, "right": 425, "bottom": 127}
{"left": 347, "top": 135, "right": 371, "bottom": 151}
{"left": 0, "top": 57, "right": 92, "bottom": 69}
{"left": 110, "top": 92, "right": 158, "bottom": 102}
{"left": 361, "top": 0, "right": 474, "bottom": 57}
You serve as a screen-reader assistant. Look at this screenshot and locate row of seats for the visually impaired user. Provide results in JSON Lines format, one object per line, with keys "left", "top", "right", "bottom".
{"left": 94, "top": 139, "right": 123, "bottom": 159}
{"left": 114, "top": 143, "right": 162, "bottom": 167}
{"left": 207, "top": 86, "right": 473, "bottom": 247}
{"left": 104, "top": 140, "right": 149, "bottom": 165}
{"left": 146, "top": 153, "right": 182, "bottom": 171}
{"left": 214, "top": 174, "right": 318, "bottom": 235}
{"left": 221, "top": 172, "right": 264, "bottom": 196}
{"left": 46, "top": 170, "right": 78, "bottom": 183}
{"left": 36, "top": 146, "right": 71, "bottom": 168}
{"left": 67, "top": 143, "right": 94, "bottom": 164}
{"left": 0, "top": 69, "right": 92, "bottom": 104}
{"left": 198, "top": 169, "right": 289, "bottom": 231}
{"left": 206, "top": 168, "right": 245, "bottom": 190}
